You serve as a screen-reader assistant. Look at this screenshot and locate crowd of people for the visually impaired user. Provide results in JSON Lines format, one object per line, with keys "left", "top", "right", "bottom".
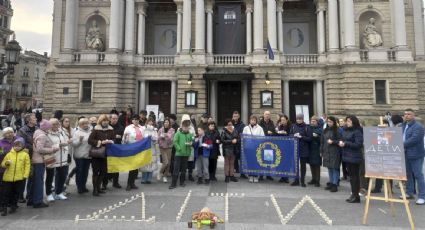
{"left": 0, "top": 108, "right": 424, "bottom": 217}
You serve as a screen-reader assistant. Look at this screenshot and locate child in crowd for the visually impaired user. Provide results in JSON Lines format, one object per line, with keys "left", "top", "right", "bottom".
{"left": 170, "top": 118, "right": 193, "bottom": 189}
{"left": 1, "top": 138, "right": 30, "bottom": 216}
{"left": 194, "top": 126, "right": 212, "bottom": 185}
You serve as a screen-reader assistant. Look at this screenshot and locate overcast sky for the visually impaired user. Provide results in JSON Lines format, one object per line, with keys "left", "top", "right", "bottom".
{"left": 9, "top": 0, "right": 425, "bottom": 56}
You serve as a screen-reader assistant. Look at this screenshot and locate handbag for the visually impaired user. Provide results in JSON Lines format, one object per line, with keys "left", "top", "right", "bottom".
{"left": 89, "top": 146, "right": 106, "bottom": 158}
{"left": 43, "top": 154, "right": 56, "bottom": 167}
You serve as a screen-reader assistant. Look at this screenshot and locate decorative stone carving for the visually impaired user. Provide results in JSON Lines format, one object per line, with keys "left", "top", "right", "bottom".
{"left": 85, "top": 20, "right": 105, "bottom": 52}
{"left": 363, "top": 18, "right": 383, "bottom": 49}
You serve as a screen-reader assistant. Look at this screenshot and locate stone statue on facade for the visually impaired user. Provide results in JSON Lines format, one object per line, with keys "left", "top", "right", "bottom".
{"left": 363, "top": 18, "right": 383, "bottom": 49}
{"left": 85, "top": 20, "right": 105, "bottom": 52}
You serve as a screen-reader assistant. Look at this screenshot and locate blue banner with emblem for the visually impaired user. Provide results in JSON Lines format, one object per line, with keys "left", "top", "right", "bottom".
{"left": 240, "top": 135, "right": 299, "bottom": 177}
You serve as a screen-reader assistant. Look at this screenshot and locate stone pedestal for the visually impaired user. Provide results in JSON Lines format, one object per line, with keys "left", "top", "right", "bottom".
{"left": 367, "top": 48, "right": 388, "bottom": 62}
{"left": 327, "top": 52, "right": 340, "bottom": 63}
{"left": 395, "top": 48, "right": 413, "bottom": 62}
{"left": 342, "top": 49, "right": 360, "bottom": 62}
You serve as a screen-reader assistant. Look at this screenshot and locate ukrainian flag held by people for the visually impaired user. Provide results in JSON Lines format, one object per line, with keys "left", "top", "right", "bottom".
{"left": 106, "top": 137, "right": 152, "bottom": 173}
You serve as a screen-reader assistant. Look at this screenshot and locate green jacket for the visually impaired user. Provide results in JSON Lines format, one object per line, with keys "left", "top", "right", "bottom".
{"left": 173, "top": 130, "right": 193, "bottom": 157}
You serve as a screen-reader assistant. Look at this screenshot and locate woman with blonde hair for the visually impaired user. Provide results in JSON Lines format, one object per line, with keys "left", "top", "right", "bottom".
{"left": 88, "top": 114, "right": 115, "bottom": 196}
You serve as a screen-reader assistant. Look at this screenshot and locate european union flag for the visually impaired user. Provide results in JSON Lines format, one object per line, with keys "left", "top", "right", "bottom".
{"left": 241, "top": 135, "right": 299, "bottom": 177}
{"left": 267, "top": 39, "right": 274, "bottom": 60}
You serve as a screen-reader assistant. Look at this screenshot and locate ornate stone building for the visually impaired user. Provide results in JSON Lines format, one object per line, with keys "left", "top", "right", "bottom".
{"left": 45, "top": 0, "right": 425, "bottom": 124}
{"left": 6, "top": 51, "right": 48, "bottom": 110}
{"left": 0, "top": 0, "right": 13, "bottom": 111}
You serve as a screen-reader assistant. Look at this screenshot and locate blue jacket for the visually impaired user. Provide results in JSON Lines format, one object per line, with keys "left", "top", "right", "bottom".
{"left": 402, "top": 120, "right": 425, "bottom": 160}
{"left": 341, "top": 127, "right": 364, "bottom": 164}
{"left": 290, "top": 123, "right": 312, "bottom": 158}
{"left": 193, "top": 135, "right": 213, "bottom": 158}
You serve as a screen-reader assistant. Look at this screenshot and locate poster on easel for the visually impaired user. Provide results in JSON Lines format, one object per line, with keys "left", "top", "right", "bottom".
{"left": 363, "top": 126, "right": 407, "bottom": 180}
{"left": 146, "top": 105, "right": 159, "bottom": 121}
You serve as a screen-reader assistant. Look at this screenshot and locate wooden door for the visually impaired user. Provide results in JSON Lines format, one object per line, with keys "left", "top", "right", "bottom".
{"left": 217, "top": 81, "right": 241, "bottom": 126}
{"left": 148, "top": 81, "right": 171, "bottom": 116}
{"left": 289, "top": 81, "right": 314, "bottom": 123}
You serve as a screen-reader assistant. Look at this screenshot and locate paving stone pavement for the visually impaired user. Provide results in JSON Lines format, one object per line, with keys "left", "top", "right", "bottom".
{"left": 1, "top": 158, "right": 424, "bottom": 230}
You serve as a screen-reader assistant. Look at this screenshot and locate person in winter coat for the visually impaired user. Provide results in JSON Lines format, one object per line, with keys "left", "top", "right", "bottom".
{"left": 30, "top": 119, "right": 59, "bottom": 208}
{"left": 122, "top": 115, "right": 144, "bottom": 191}
{"left": 402, "top": 109, "right": 425, "bottom": 205}
{"left": 232, "top": 111, "right": 245, "bottom": 177}
{"left": 104, "top": 113, "right": 124, "bottom": 189}
{"left": 45, "top": 118, "right": 71, "bottom": 202}
{"left": 309, "top": 116, "right": 322, "bottom": 187}
{"left": 139, "top": 117, "right": 159, "bottom": 184}
{"left": 321, "top": 116, "right": 341, "bottom": 192}
{"left": 243, "top": 115, "right": 265, "bottom": 183}
{"left": 276, "top": 114, "right": 291, "bottom": 183}
{"left": 169, "top": 119, "right": 193, "bottom": 189}
{"left": 340, "top": 115, "right": 364, "bottom": 203}
{"left": 221, "top": 119, "right": 239, "bottom": 183}
{"left": 0, "top": 127, "right": 17, "bottom": 213}
{"left": 17, "top": 113, "right": 38, "bottom": 204}
{"left": 290, "top": 114, "right": 312, "bottom": 187}
{"left": 71, "top": 118, "right": 92, "bottom": 194}
{"left": 158, "top": 118, "right": 175, "bottom": 183}
{"left": 259, "top": 111, "right": 276, "bottom": 181}
{"left": 1, "top": 138, "right": 30, "bottom": 216}
{"left": 88, "top": 115, "right": 115, "bottom": 196}
{"left": 194, "top": 126, "right": 212, "bottom": 185}
{"left": 205, "top": 121, "right": 221, "bottom": 182}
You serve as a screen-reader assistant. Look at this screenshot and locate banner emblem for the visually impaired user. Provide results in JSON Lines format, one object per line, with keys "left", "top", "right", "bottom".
{"left": 256, "top": 142, "right": 282, "bottom": 168}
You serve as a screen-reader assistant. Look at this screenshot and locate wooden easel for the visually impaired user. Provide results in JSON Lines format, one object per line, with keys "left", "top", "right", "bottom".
{"left": 362, "top": 119, "right": 415, "bottom": 230}
{"left": 362, "top": 178, "right": 415, "bottom": 230}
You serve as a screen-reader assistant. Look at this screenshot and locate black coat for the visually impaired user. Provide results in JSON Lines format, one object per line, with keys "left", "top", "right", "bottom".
{"left": 320, "top": 128, "right": 341, "bottom": 169}
{"left": 309, "top": 125, "right": 322, "bottom": 166}
{"left": 341, "top": 127, "right": 364, "bottom": 164}
{"left": 110, "top": 123, "right": 124, "bottom": 144}
{"left": 290, "top": 123, "right": 312, "bottom": 158}
{"left": 276, "top": 124, "right": 290, "bottom": 136}
{"left": 220, "top": 128, "right": 239, "bottom": 157}
{"left": 259, "top": 119, "right": 276, "bottom": 136}
{"left": 205, "top": 129, "right": 221, "bottom": 159}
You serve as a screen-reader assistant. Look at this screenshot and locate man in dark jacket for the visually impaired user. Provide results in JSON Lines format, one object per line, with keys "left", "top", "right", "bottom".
{"left": 102, "top": 113, "right": 124, "bottom": 189}
{"left": 232, "top": 111, "right": 245, "bottom": 177}
{"left": 290, "top": 114, "right": 312, "bottom": 187}
{"left": 259, "top": 111, "right": 276, "bottom": 181}
{"left": 17, "top": 114, "right": 38, "bottom": 204}
{"left": 402, "top": 109, "right": 425, "bottom": 205}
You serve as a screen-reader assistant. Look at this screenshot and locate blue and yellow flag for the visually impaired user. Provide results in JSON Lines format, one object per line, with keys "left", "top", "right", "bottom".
{"left": 106, "top": 137, "right": 152, "bottom": 173}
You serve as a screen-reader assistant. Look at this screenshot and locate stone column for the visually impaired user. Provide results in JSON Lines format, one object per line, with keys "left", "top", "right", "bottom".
{"left": 137, "top": 3, "right": 147, "bottom": 55}
{"left": 210, "top": 80, "right": 217, "bottom": 122}
{"left": 195, "top": 0, "right": 205, "bottom": 52}
{"left": 119, "top": 0, "right": 125, "bottom": 50}
{"left": 316, "top": 8, "right": 325, "bottom": 54}
{"left": 182, "top": 0, "right": 192, "bottom": 52}
{"left": 139, "top": 80, "right": 146, "bottom": 112}
{"left": 109, "top": 0, "right": 120, "bottom": 50}
{"left": 246, "top": 4, "right": 253, "bottom": 54}
{"left": 338, "top": 0, "right": 345, "bottom": 50}
{"left": 51, "top": 0, "right": 63, "bottom": 59}
{"left": 283, "top": 80, "right": 289, "bottom": 117}
{"left": 267, "top": 0, "right": 277, "bottom": 50}
{"left": 206, "top": 4, "right": 213, "bottom": 54}
{"left": 241, "top": 80, "right": 249, "bottom": 124}
{"left": 64, "top": 0, "right": 77, "bottom": 50}
{"left": 253, "top": 0, "right": 264, "bottom": 52}
{"left": 125, "top": 0, "right": 135, "bottom": 52}
{"left": 412, "top": 0, "right": 425, "bottom": 58}
{"left": 176, "top": 3, "right": 183, "bottom": 53}
{"left": 342, "top": 0, "right": 355, "bottom": 49}
{"left": 315, "top": 80, "right": 324, "bottom": 116}
{"left": 392, "top": 0, "right": 412, "bottom": 61}
{"left": 171, "top": 80, "right": 177, "bottom": 114}
{"left": 327, "top": 0, "right": 339, "bottom": 51}
{"left": 277, "top": 1, "right": 284, "bottom": 53}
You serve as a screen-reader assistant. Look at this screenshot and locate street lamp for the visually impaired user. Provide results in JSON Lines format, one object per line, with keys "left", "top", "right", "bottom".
{"left": 2, "top": 34, "right": 22, "bottom": 78}
{"left": 265, "top": 72, "right": 270, "bottom": 85}
{"left": 187, "top": 72, "right": 193, "bottom": 85}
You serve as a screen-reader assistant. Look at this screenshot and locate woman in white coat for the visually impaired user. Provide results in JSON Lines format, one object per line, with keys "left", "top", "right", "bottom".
{"left": 242, "top": 115, "right": 264, "bottom": 183}
{"left": 139, "top": 117, "right": 159, "bottom": 184}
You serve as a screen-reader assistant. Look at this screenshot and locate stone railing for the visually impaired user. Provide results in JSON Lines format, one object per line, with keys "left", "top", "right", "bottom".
{"left": 142, "top": 55, "right": 175, "bottom": 65}
{"left": 359, "top": 50, "right": 369, "bottom": 62}
{"left": 73, "top": 52, "right": 106, "bottom": 63}
{"left": 359, "top": 49, "right": 397, "bottom": 62}
{"left": 213, "top": 55, "right": 246, "bottom": 65}
{"left": 283, "top": 54, "right": 319, "bottom": 64}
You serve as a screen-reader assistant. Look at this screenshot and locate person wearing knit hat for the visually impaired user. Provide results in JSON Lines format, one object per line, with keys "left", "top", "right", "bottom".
{"left": 290, "top": 113, "right": 312, "bottom": 187}
{"left": 39, "top": 119, "right": 52, "bottom": 132}
{"left": 180, "top": 114, "right": 196, "bottom": 182}
{"left": 0, "top": 127, "right": 17, "bottom": 215}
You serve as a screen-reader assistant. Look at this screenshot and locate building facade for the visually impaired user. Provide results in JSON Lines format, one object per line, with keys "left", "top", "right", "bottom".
{"left": 6, "top": 51, "right": 48, "bottom": 110}
{"left": 45, "top": 0, "right": 425, "bottom": 125}
{"left": 0, "top": 0, "right": 13, "bottom": 111}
